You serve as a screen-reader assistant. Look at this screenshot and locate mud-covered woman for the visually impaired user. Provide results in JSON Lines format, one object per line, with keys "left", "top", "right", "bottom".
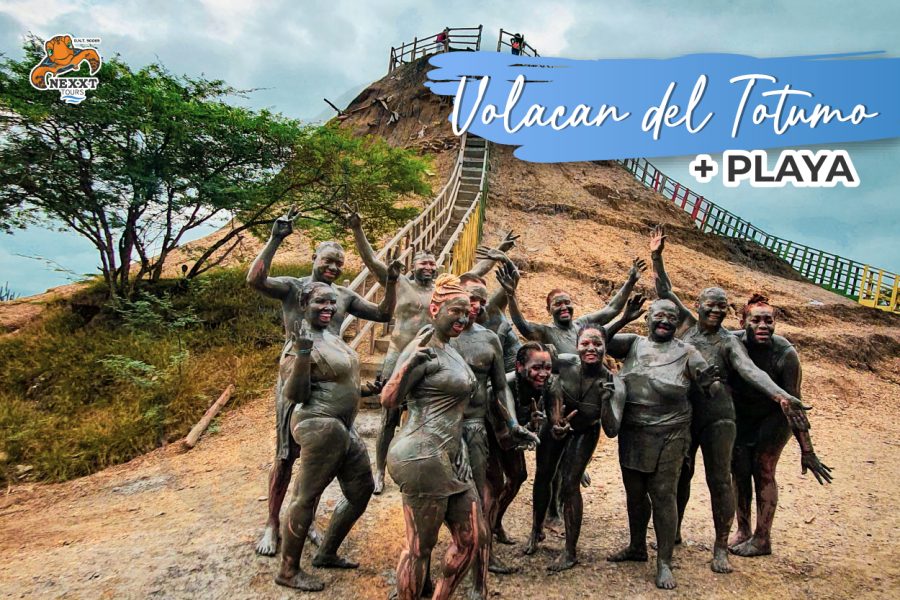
{"left": 729, "top": 294, "right": 831, "bottom": 558}
{"left": 381, "top": 274, "right": 488, "bottom": 600}
{"left": 650, "top": 225, "right": 809, "bottom": 574}
{"left": 605, "top": 299, "right": 727, "bottom": 590}
{"left": 274, "top": 282, "right": 380, "bottom": 592}
{"left": 496, "top": 258, "right": 645, "bottom": 527}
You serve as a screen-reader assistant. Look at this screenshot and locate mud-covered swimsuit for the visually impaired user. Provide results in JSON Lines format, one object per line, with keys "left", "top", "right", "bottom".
{"left": 619, "top": 338, "right": 693, "bottom": 473}
{"left": 730, "top": 332, "right": 794, "bottom": 446}
{"left": 289, "top": 335, "right": 361, "bottom": 428}
{"left": 387, "top": 344, "right": 477, "bottom": 498}
{"left": 551, "top": 354, "right": 626, "bottom": 434}
{"left": 275, "top": 276, "right": 365, "bottom": 459}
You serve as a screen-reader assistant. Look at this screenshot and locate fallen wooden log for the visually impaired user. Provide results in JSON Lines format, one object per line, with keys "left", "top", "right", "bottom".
{"left": 182, "top": 384, "right": 235, "bottom": 449}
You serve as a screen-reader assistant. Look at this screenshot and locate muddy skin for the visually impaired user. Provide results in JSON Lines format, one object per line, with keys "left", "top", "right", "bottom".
{"left": 381, "top": 277, "right": 488, "bottom": 600}
{"left": 729, "top": 300, "right": 832, "bottom": 557}
{"left": 451, "top": 278, "right": 540, "bottom": 591}
{"left": 650, "top": 225, "right": 809, "bottom": 574}
{"left": 605, "top": 300, "right": 726, "bottom": 590}
{"left": 498, "top": 258, "right": 643, "bottom": 524}
{"left": 248, "top": 212, "right": 398, "bottom": 556}
{"left": 527, "top": 328, "right": 624, "bottom": 571}
{"left": 349, "top": 217, "right": 513, "bottom": 495}
{"left": 500, "top": 257, "right": 646, "bottom": 355}
{"left": 474, "top": 249, "right": 524, "bottom": 372}
{"left": 492, "top": 344, "right": 552, "bottom": 544}
{"left": 274, "top": 284, "right": 375, "bottom": 592}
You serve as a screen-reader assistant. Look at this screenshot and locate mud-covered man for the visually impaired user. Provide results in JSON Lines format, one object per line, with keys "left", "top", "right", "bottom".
{"left": 347, "top": 207, "right": 516, "bottom": 494}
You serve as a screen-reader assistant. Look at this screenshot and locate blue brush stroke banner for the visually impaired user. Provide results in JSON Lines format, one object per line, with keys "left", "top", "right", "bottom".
{"left": 425, "top": 51, "right": 900, "bottom": 162}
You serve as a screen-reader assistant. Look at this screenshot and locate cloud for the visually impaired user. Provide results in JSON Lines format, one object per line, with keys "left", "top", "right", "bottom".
{"left": 0, "top": 0, "right": 897, "bottom": 285}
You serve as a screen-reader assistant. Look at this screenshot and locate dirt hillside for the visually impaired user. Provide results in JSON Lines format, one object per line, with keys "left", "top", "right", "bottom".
{"left": 2, "top": 55, "right": 898, "bottom": 599}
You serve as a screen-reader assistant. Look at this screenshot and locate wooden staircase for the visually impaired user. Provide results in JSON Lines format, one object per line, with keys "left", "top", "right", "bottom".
{"left": 338, "top": 134, "right": 491, "bottom": 396}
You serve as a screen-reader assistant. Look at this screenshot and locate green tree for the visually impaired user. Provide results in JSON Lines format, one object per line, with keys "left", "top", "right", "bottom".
{"left": 0, "top": 37, "right": 430, "bottom": 298}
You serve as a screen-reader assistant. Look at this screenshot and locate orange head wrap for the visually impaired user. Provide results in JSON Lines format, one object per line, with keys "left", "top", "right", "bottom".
{"left": 430, "top": 273, "right": 468, "bottom": 306}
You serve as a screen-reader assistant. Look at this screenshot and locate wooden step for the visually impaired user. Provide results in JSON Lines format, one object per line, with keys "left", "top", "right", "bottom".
{"left": 374, "top": 337, "right": 390, "bottom": 353}
{"left": 359, "top": 357, "right": 382, "bottom": 380}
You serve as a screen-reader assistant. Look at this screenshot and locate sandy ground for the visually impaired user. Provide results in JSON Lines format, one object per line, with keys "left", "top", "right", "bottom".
{"left": 1, "top": 359, "right": 897, "bottom": 600}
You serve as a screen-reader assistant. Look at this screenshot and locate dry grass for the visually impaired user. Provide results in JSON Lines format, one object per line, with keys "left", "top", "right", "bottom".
{"left": 0, "top": 262, "right": 343, "bottom": 484}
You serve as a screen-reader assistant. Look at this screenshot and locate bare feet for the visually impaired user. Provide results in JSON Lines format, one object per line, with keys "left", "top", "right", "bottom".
{"left": 488, "top": 554, "right": 518, "bottom": 574}
{"left": 274, "top": 567, "right": 325, "bottom": 591}
{"left": 711, "top": 546, "right": 733, "bottom": 573}
{"left": 307, "top": 524, "right": 323, "bottom": 547}
{"left": 655, "top": 562, "right": 677, "bottom": 590}
{"left": 729, "top": 536, "right": 772, "bottom": 557}
{"left": 255, "top": 525, "right": 279, "bottom": 556}
{"left": 373, "top": 470, "right": 386, "bottom": 495}
{"left": 545, "top": 515, "right": 564, "bottom": 535}
{"left": 728, "top": 529, "right": 752, "bottom": 548}
{"left": 494, "top": 525, "right": 516, "bottom": 545}
{"left": 523, "top": 530, "right": 545, "bottom": 555}
{"left": 607, "top": 545, "right": 648, "bottom": 562}
{"left": 548, "top": 553, "right": 578, "bottom": 572}
{"left": 311, "top": 553, "right": 359, "bottom": 569}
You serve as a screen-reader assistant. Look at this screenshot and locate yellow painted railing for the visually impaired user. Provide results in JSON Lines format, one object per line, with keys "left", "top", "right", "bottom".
{"left": 858, "top": 266, "right": 899, "bottom": 313}
{"left": 341, "top": 133, "right": 490, "bottom": 351}
{"left": 446, "top": 197, "right": 484, "bottom": 275}
{"left": 437, "top": 138, "right": 490, "bottom": 275}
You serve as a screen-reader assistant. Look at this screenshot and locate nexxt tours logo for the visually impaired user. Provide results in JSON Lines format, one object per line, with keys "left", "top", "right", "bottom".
{"left": 29, "top": 34, "right": 102, "bottom": 104}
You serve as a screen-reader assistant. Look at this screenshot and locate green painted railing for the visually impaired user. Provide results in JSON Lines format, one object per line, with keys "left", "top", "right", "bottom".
{"left": 618, "top": 158, "right": 898, "bottom": 313}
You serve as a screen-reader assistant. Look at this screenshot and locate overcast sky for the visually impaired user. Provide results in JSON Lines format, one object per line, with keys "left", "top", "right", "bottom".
{"left": 1, "top": 0, "right": 898, "bottom": 296}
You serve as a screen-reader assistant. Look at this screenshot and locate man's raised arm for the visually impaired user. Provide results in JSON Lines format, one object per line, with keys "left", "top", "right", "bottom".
{"left": 346, "top": 209, "right": 389, "bottom": 281}
{"left": 345, "top": 249, "right": 402, "bottom": 323}
{"left": 468, "top": 231, "right": 520, "bottom": 278}
{"left": 581, "top": 258, "right": 647, "bottom": 326}
{"left": 496, "top": 260, "right": 540, "bottom": 341}
{"left": 247, "top": 208, "right": 297, "bottom": 300}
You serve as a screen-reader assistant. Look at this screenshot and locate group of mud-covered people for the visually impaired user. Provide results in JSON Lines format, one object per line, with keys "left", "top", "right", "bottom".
{"left": 247, "top": 208, "right": 832, "bottom": 597}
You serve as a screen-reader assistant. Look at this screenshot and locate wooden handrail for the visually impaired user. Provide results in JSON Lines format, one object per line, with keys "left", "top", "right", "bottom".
{"left": 340, "top": 134, "right": 471, "bottom": 343}
{"left": 389, "top": 25, "right": 483, "bottom": 73}
{"left": 497, "top": 28, "right": 539, "bottom": 57}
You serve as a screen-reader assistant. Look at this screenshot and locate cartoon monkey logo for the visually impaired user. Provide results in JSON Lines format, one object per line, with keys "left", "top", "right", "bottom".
{"left": 30, "top": 35, "right": 101, "bottom": 90}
